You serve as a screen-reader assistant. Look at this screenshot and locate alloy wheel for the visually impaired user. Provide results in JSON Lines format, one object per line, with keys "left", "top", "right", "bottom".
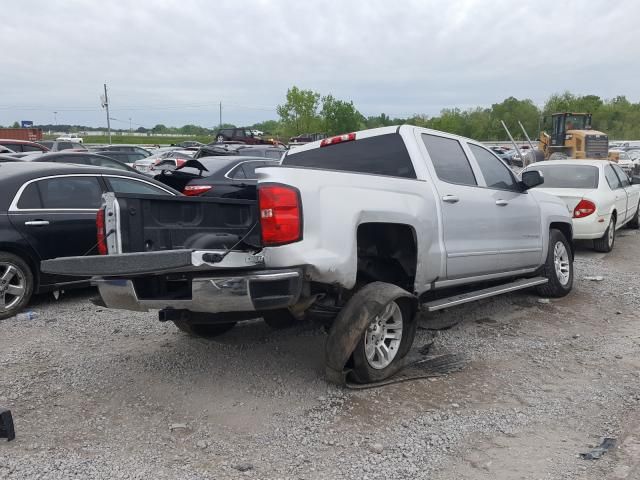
{"left": 364, "top": 301, "right": 404, "bottom": 369}
{"left": 553, "top": 241, "right": 570, "bottom": 286}
{"left": 0, "top": 263, "right": 26, "bottom": 315}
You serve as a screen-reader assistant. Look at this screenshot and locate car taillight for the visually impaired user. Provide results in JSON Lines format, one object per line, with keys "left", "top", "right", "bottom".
{"left": 258, "top": 184, "right": 302, "bottom": 246}
{"left": 573, "top": 199, "right": 596, "bottom": 218}
{"left": 96, "top": 208, "right": 107, "bottom": 255}
{"left": 175, "top": 158, "right": 187, "bottom": 168}
{"left": 320, "top": 132, "right": 356, "bottom": 147}
{"left": 182, "top": 185, "right": 212, "bottom": 196}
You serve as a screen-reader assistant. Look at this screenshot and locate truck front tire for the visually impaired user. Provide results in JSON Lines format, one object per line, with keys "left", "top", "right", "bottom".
{"left": 536, "top": 229, "right": 573, "bottom": 298}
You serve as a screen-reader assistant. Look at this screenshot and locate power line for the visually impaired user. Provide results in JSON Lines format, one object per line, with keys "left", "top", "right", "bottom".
{"left": 0, "top": 101, "right": 278, "bottom": 112}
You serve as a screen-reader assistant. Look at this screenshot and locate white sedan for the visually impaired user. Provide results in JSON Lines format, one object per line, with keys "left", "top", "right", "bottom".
{"left": 524, "top": 160, "right": 640, "bottom": 252}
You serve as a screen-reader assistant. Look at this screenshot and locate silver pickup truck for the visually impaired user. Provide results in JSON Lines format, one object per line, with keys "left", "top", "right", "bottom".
{"left": 43, "top": 126, "right": 575, "bottom": 384}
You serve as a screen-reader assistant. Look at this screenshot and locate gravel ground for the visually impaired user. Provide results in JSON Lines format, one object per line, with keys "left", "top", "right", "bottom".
{"left": 1, "top": 230, "right": 640, "bottom": 479}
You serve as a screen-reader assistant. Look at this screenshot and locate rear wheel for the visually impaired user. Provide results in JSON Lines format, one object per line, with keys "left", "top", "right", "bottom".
{"left": 173, "top": 320, "right": 236, "bottom": 338}
{"left": 593, "top": 217, "right": 616, "bottom": 252}
{"left": 350, "top": 296, "right": 417, "bottom": 383}
{"left": 0, "top": 253, "right": 34, "bottom": 320}
{"left": 536, "top": 229, "right": 573, "bottom": 298}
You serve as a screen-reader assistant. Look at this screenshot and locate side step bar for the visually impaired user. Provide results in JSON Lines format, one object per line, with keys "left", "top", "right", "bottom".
{"left": 422, "top": 277, "right": 548, "bottom": 312}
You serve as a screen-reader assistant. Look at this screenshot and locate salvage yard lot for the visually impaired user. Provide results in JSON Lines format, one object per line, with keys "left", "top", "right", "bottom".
{"left": 1, "top": 233, "right": 640, "bottom": 479}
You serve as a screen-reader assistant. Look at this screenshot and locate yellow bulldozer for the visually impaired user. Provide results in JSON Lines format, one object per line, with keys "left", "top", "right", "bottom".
{"left": 538, "top": 112, "right": 609, "bottom": 160}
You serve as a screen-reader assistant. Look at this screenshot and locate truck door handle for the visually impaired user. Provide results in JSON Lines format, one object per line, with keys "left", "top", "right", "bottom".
{"left": 442, "top": 195, "right": 459, "bottom": 203}
{"left": 495, "top": 199, "right": 509, "bottom": 206}
{"left": 24, "top": 220, "right": 50, "bottom": 226}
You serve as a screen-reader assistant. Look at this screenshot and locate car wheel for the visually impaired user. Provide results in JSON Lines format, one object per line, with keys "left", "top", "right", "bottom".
{"left": 593, "top": 217, "right": 616, "bottom": 252}
{"left": 262, "top": 309, "right": 297, "bottom": 329}
{"left": 172, "top": 320, "right": 236, "bottom": 338}
{"left": 0, "top": 253, "right": 34, "bottom": 320}
{"left": 216, "top": 135, "right": 225, "bottom": 143}
{"left": 350, "top": 295, "right": 417, "bottom": 383}
{"left": 627, "top": 202, "right": 640, "bottom": 229}
{"left": 536, "top": 229, "right": 573, "bottom": 298}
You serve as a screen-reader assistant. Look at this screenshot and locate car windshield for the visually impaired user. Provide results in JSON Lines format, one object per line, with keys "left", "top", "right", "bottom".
{"left": 526, "top": 164, "right": 599, "bottom": 189}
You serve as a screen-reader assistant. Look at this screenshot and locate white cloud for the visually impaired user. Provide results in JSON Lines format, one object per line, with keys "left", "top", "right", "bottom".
{"left": 1, "top": 0, "right": 638, "bottom": 127}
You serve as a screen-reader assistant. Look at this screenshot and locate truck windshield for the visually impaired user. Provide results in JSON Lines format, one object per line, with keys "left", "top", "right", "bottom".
{"left": 526, "top": 165, "right": 599, "bottom": 189}
{"left": 283, "top": 133, "right": 416, "bottom": 179}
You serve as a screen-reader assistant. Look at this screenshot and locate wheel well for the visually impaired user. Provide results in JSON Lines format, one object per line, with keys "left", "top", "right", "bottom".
{"left": 356, "top": 223, "right": 417, "bottom": 292}
{"left": 0, "top": 245, "right": 40, "bottom": 291}
{"left": 611, "top": 210, "right": 617, "bottom": 222}
{"left": 550, "top": 222, "right": 574, "bottom": 258}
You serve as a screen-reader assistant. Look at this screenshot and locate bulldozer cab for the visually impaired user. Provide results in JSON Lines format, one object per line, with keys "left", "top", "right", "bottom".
{"left": 546, "top": 113, "right": 592, "bottom": 146}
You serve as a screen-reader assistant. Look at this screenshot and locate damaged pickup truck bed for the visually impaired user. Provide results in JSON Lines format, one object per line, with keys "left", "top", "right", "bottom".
{"left": 43, "top": 125, "right": 575, "bottom": 384}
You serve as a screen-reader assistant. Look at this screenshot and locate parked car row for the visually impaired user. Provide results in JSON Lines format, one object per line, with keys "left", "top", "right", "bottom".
{"left": 2, "top": 126, "right": 640, "bottom": 359}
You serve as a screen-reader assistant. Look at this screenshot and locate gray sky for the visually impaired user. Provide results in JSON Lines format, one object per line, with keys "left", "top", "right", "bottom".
{"left": 2, "top": 0, "right": 638, "bottom": 129}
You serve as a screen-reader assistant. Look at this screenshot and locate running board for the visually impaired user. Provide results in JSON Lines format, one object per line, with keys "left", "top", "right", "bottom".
{"left": 422, "top": 277, "right": 548, "bottom": 312}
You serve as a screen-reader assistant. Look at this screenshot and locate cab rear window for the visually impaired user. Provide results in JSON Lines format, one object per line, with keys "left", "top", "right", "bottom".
{"left": 283, "top": 133, "right": 416, "bottom": 179}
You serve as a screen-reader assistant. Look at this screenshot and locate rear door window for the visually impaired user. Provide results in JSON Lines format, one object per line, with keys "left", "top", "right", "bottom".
{"left": 16, "top": 183, "right": 42, "bottom": 209}
{"left": 468, "top": 143, "right": 519, "bottom": 190}
{"left": 612, "top": 164, "right": 631, "bottom": 187}
{"left": 57, "top": 142, "right": 74, "bottom": 151}
{"left": 241, "top": 161, "right": 274, "bottom": 179}
{"left": 22, "top": 144, "right": 44, "bottom": 152}
{"left": 36, "top": 176, "right": 103, "bottom": 209}
{"left": 422, "top": 134, "right": 477, "bottom": 185}
{"left": 229, "top": 165, "right": 246, "bottom": 179}
{"left": 605, "top": 165, "right": 622, "bottom": 189}
{"left": 104, "top": 177, "right": 172, "bottom": 195}
{"left": 283, "top": 133, "right": 416, "bottom": 179}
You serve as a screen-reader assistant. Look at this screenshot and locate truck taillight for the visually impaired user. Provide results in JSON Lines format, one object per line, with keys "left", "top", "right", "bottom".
{"left": 573, "top": 199, "right": 596, "bottom": 218}
{"left": 258, "top": 184, "right": 302, "bottom": 246}
{"left": 96, "top": 208, "right": 107, "bottom": 255}
{"left": 320, "top": 132, "right": 356, "bottom": 147}
{"left": 183, "top": 185, "right": 212, "bottom": 196}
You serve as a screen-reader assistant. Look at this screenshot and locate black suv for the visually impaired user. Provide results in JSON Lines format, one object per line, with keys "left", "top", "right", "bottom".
{"left": 214, "top": 128, "right": 268, "bottom": 145}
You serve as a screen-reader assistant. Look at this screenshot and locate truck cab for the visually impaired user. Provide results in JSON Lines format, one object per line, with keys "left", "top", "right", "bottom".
{"left": 539, "top": 112, "right": 608, "bottom": 160}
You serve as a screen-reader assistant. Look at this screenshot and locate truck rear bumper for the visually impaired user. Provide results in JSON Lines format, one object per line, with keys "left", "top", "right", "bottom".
{"left": 95, "top": 269, "right": 304, "bottom": 313}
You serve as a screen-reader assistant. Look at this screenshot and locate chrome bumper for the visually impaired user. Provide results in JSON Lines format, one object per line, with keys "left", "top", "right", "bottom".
{"left": 95, "top": 269, "right": 303, "bottom": 313}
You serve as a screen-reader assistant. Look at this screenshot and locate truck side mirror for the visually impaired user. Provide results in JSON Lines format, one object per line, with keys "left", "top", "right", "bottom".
{"left": 521, "top": 170, "right": 544, "bottom": 189}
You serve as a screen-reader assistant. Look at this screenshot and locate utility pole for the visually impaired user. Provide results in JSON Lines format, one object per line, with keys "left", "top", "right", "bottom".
{"left": 102, "top": 83, "right": 112, "bottom": 144}
{"left": 129, "top": 117, "right": 132, "bottom": 133}
{"left": 219, "top": 101, "right": 222, "bottom": 129}
{"left": 53, "top": 111, "right": 57, "bottom": 125}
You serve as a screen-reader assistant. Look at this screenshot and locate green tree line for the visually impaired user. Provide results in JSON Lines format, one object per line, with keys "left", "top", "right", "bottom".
{"left": 14, "top": 89, "right": 639, "bottom": 141}
{"left": 272, "top": 87, "right": 640, "bottom": 141}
